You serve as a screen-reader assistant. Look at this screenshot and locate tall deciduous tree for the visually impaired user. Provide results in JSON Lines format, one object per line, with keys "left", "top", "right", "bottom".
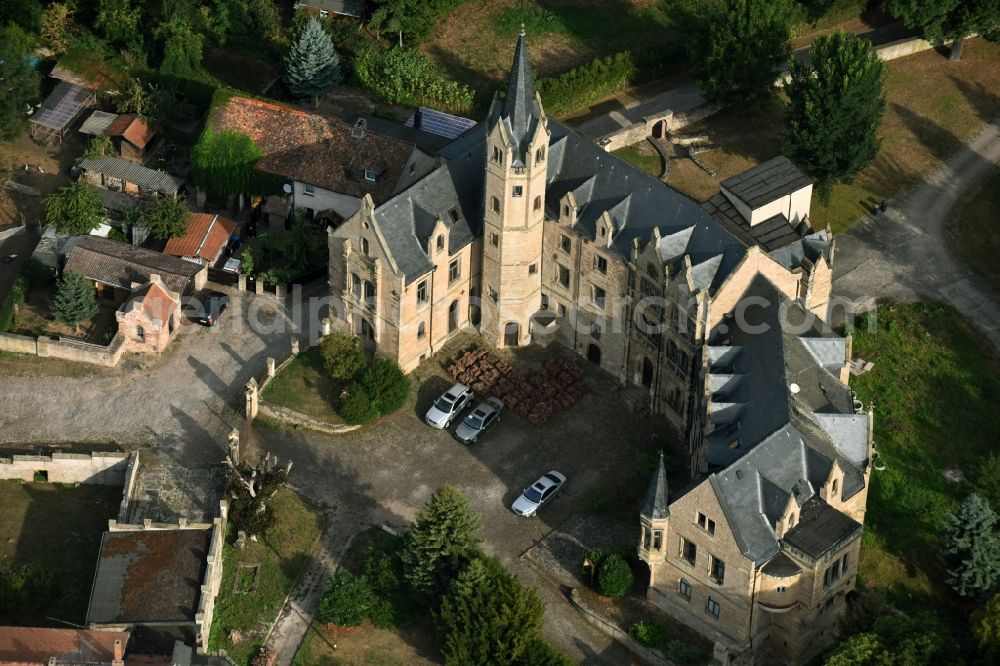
{"left": 881, "top": 0, "right": 1000, "bottom": 61}
{"left": 784, "top": 30, "right": 886, "bottom": 200}
{"left": 944, "top": 493, "right": 1000, "bottom": 597}
{"left": 97, "top": 0, "right": 142, "bottom": 49}
{"left": 676, "top": 0, "right": 794, "bottom": 108}
{"left": 0, "top": 40, "right": 41, "bottom": 142}
{"left": 159, "top": 16, "right": 205, "bottom": 78}
{"left": 283, "top": 18, "right": 342, "bottom": 104}
{"left": 45, "top": 182, "right": 105, "bottom": 235}
{"left": 437, "top": 556, "right": 545, "bottom": 666}
{"left": 400, "top": 485, "right": 481, "bottom": 604}
{"left": 136, "top": 195, "right": 190, "bottom": 238}
{"left": 975, "top": 593, "right": 1000, "bottom": 664}
{"left": 40, "top": 3, "right": 72, "bottom": 54}
{"left": 191, "top": 128, "right": 263, "bottom": 202}
{"left": 53, "top": 271, "right": 98, "bottom": 332}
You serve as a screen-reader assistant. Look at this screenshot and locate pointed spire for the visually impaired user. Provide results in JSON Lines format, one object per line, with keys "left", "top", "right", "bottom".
{"left": 500, "top": 29, "right": 540, "bottom": 159}
{"left": 641, "top": 451, "right": 670, "bottom": 520}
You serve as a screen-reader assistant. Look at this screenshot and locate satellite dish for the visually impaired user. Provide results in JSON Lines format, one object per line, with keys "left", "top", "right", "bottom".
{"left": 282, "top": 183, "right": 292, "bottom": 194}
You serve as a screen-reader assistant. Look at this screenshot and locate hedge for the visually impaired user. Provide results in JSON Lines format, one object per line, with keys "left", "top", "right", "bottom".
{"left": 537, "top": 51, "right": 636, "bottom": 117}
{"left": 353, "top": 47, "right": 474, "bottom": 115}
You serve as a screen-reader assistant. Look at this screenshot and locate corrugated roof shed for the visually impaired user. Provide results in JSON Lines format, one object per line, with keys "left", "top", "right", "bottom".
{"left": 78, "top": 156, "right": 183, "bottom": 196}
{"left": 80, "top": 110, "right": 119, "bottom": 136}
{"left": 65, "top": 236, "right": 202, "bottom": 293}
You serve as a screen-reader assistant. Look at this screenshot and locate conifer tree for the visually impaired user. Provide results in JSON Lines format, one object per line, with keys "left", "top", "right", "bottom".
{"left": 437, "top": 556, "right": 545, "bottom": 666}
{"left": 400, "top": 485, "right": 481, "bottom": 604}
{"left": 283, "top": 18, "right": 342, "bottom": 104}
{"left": 944, "top": 493, "right": 1000, "bottom": 597}
{"left": 53, "top": 271, "right": 98, "bottom": 332}
{"left": 784, "top": 30, "right": 886, "bottom": 200}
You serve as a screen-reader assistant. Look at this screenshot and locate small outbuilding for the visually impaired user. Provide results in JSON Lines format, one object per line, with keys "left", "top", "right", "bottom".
{"left": 105, "top": 113, "right": 156, "bottom": 163}
{"left": 162, "top": 213, "right": 236, "bottom": 265}
{"left": 115, "top": 274, "right": 182, "bottom": 354}
{"left": 78, "top": 156, "right": 183, "bottom": 198}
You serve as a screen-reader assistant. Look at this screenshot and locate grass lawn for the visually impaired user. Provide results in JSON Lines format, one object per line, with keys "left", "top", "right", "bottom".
{"left": 663, "top": 39, "right": 1000, "bottom": 234}
{"left": 293, "top": 526, "right": 441, "bottom": 666}
{"left": 261, "top": 347, "right": 344, "bottom": 424}
{"left": 849, "top": 303, "right": 1000, "bottom": 641}
{"left": 613, "top": 143, "right": 663, "bottom": 179}
{"left": 945, "top": 165, "right": 1000, "bottom": 294}
{"left": 0, "top": 480, "right": 121, "bottom": 625}
{"left": 208, "top": 489, "right": 325, "bottom": 664}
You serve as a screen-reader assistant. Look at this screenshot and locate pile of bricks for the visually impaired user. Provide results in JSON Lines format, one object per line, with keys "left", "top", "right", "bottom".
{"left": 449, "top": 348, "right": 587, "bottom": 424}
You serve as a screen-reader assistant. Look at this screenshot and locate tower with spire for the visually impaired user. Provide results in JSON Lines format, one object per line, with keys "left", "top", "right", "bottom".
{"left": 639, "top": 450, "right": 670, "bottom": 584}
{"left": 480, "top": 27, "right": 550, "bottom": 347}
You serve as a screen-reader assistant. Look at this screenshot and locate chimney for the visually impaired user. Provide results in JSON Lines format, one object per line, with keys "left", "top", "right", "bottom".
{"left": 113, "top": 638, "right": 124, "bottom": 666}
{"left": 149, "top": 273, "right": 161, "bottom": 285}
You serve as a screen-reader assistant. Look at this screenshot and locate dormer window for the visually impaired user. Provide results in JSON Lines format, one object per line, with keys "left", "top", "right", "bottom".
{"left": 535, "top": 146, "right": 545, "bottom": 164}
{"left": 364, "top": 169, "right": 376, "bottom": 182}
{"left": 448, "top": 207, "right": 459, "bottom": 222}
{"left": 436, "top": 235, "right": 444, "bottom": 251}
{"left": 492, "top": 146, "right": 502, "bottom": 164}
{"left": 831, "top": 478, "right": 839, "bottom": 495}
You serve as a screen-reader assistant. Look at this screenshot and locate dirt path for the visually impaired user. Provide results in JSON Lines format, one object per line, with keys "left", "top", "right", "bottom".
{"left": 833, "top": 119, "right": 1000, "bottom": 350}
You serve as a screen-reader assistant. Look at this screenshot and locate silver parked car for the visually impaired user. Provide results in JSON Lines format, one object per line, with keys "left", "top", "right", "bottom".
{"left": 511, "top": 471, "right": 567, "bottom": 517}
{"left": 454, "top": 397, "right": 504, "bottom": 444}
{"left": 424, "top": 382, "right": 474, "bottom": 429}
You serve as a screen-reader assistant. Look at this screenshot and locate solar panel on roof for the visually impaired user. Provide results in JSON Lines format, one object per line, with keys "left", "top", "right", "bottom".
{"left": 32, "top": 82, "right": 92, "bottom": 131}
{"left": 405, "top": 107, "right": 476, "bottom": 140}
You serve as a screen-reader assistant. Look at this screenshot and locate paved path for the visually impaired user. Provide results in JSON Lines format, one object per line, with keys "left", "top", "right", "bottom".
{"left": 833, "top": 120, "right": 1000, "bottom": 351}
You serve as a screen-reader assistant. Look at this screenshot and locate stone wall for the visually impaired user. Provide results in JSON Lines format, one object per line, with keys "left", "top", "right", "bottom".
{"left": 0, "top": 450, "right": 130, "bottom": 484}
{"left": 194, "top": 501, "right": 227, "bottom": 653}
{"left": 0, "top": 331, "right": 126, "bottom": 367}
{"left": 116, "top": 452, "right": 141, "bottom": 523}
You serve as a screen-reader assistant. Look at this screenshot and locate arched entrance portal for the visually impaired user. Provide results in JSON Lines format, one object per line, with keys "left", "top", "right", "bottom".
{"left": 642, "top": 357, "right": 654, "bottom": 387}
{"left": 448, "top": 300, "right": 459, "bottom": 332}
{"left": 504, "top": 322, "right": 520, "bottom": 347}
{"left": 587, "top": 343, "right": 602, "bottom": 365}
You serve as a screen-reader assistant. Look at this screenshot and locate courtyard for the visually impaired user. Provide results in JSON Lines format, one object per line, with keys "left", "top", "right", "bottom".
{"left": 0, "top": 477, "right": 121, "bottom": 626}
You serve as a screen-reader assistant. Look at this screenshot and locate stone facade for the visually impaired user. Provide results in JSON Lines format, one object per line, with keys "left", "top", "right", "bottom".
{"left": 115, "top": 275, "right": 182, "bottom": 354}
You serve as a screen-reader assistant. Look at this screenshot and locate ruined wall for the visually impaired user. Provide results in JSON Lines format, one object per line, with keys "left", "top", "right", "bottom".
{"left": 0, "top": 450, "right": 130, "bottom": 484}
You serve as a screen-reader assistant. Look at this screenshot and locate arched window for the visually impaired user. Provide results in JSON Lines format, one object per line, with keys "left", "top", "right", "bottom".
{"left": 436, "top": 235, "right": 444, "bottom": 251}
{"left": 832, "top": 478, "right": 839, "bottom": 494}
{"left": 351, "top": 273, "right": 361, "bottom": 297}
{"left": 533, "top": 196, "right": 541, "bottom": 212}
{"left": 361, "top": 238, "right": 370, "bottom": 255}
{"left": 364, "top": 280, "right": 376, "bottom": 301}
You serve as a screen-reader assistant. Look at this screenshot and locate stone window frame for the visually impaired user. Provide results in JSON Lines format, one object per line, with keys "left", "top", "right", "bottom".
{"left": 557, "top": 264, "right": 570, "bottom": 289}
{"left": 492, "top": 146, "right": 503, "bottom": 164}
{"left": 448, "top": 258, "right": 461, "bottom": 284}
{"left": 535, "top": 146, "right": 545, "bottom": 164}
{"left": 528, "top": 263, "right": 537, "bottom": 275}
{"left": 592, "top": 284, "right": 606, "bottom": 310}
{"left": 560, "top": 234, "right": 572, "bottom": 254}
{"left": 697, "top": 512, "right": 716, "bottom": 536}
{"left": 709, "top": 555, "right": 726, "bottom": 585}
{"left": 533, "top": 196, "right": 542, "bottom": 212}
{"left": 491, "top": 232, "right": 499, "bottom": 247}
{"left": 436, "top": 235, "right": 445, "bottom": 252}
{"left": 594, "top": 254, "right": 608, "bottom": 274}
{"left": 681, "top": 537, "right": 697, "bottom": 566}
{"left": 416, "top": 280, "right": 428, "bottom": 306}
{"left": 512, "top": 185, "right": 524, "bottom": 197}
{"left": 706, "top": 597, "right": 721, "bottom": 619}
{"left": 491, "top": 196, "right": 501, "bottom": 213}
{"left": 417, "top": 321, "right": 426, "bottom": 339}
{"left": 678, "top": 579, "right": 692, "bottom": 601}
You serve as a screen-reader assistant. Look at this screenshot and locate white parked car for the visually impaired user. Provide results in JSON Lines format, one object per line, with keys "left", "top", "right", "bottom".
{"left": 511, "top": 471, "right": 567, "bottom": 517}
{"left": 424, "top": 383, "right": 474, "bottom": 429}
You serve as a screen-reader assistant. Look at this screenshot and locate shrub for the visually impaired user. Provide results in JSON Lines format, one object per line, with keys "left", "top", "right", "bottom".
{"left": 340, "top": 384, "right": 378, "bottom": 425}
{"left": 0, "top": 562, "right": 57, "bottom": 613}
{"left": 316, "top": 571, "right": 376, "bottom": 626}
{"left": 357, "top": 356, "right": 410, "bottom": 416}
{"left": 630, "top": 620, "right": 667, "bottom": 648}
{"left": 537, "top": 52, "right": 636, "bottom": 117}
{"left": 664, "top": 639, "right": 708, "bottom": 664}
{"left": 320, "top": 331, "right": 366, "bottom": 381}
{"left": 353, "top": 47, "right": 473, "bottom": 115}
{"left": 515, "top": 638, "right": 574, "bottom": 666}
{"left": 45, "top": 182, "right": 105, "bottom": 235}
{"left": 597, "top": 554, "right": 634, "bottom": 597}
{"left": 368, "top": 596, "right": 395, "bottom": 629}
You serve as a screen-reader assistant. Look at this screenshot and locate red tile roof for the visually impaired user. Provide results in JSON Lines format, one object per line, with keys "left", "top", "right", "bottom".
{"left": 105, "top": 114, "right": 155, "bottom": 150}
{"left": 123, "top": 277, "right": 179, "bottom": 326}
{"left": 162, "top": 213, "right": 236, "bottom": 261}
{"left": 211, "top": 96, "right": 416, "bottom": 204}
{"left": 0, "top": 627, "right": 128, "bottom": 664}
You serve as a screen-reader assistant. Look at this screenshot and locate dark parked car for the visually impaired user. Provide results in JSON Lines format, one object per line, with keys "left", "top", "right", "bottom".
{"left": 454, "top": 397, "right": 503, "bottom": 444}
{"left": 198, "top": 292, "right": 229, "bottom": 326}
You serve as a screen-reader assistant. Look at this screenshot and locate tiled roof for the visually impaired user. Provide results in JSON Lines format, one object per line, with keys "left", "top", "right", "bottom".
{"left": 0, "top": 627, "right": 128, "bottom": 664}
{"left": 106, "top": 114, "right": 155, "bottom": 150}
{"left": 163, "top": 213, "right": 236, "bottom": 261}
{"left": 211, "top": 96, "right": 417, "bottom": 205}
{"left": 78, "top": 156, "right": 182, "bottom": 195}
{"left": 87, "top": 529, "right": 212, "bottom": 624}
{"left": 720, "top": 156, "right": 812, "bottom": 209}
{"left": 65, "top": 236, "right": 202, "bottom": 293}
{"left": 123, "top": 277, "right": 179, "bottom": 325}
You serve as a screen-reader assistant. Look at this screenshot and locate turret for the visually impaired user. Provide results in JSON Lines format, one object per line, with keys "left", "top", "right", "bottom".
{"left": 639, "top": 451, "right": 670, "bottom": 571}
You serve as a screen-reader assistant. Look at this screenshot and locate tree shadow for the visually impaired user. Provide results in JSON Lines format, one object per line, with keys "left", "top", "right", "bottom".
{"left": 948, "top": 74, "right": 1000, "bottom": 126}
{"left": 890, "top": 101, "right": 963, "bottom": 163}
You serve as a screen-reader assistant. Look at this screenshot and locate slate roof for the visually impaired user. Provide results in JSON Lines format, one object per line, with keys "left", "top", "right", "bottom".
{"left": 65, "top": 236, "right": 202, "bottom": 293}
{"left": 641, "top": 451, "right": 670, "bottom": 520}
{"left": 720, "top": 156, "right": 812, "bottom": 209}
{"left": 78, "top": 156, "right": 183, "bottom": 196}
{"left": 702, "top": 193, "right": 806, "bottom": 252}
{"left": 106, "top": 113, "right": 155, "bottom": 150}
{"left": 0, "top": 627, "right": 128, "bottom": 664}
{"left": 488, "top": 30, "right": 543, "bottom": 165}
{"left": 760, "top": 552, "right": 802, "bottom": 578}
{"left": 163, "top": 213, "right": 236, "bottom": 261}
{"left": 783, "top": 497, "right": 863, "bottom": 559}
{"left": 87, "top": 529, "right": 211, "bottom": 624}
{"left": 699, "top": 275, "right": 868, "bottom": 564}
{"left": 211, "top": 96, "right": 417, "bottom": 205}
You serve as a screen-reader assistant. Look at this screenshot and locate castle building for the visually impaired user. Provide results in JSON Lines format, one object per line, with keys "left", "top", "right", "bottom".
{"left": 327, "top": 34, "right": 870, "bottom": 663}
